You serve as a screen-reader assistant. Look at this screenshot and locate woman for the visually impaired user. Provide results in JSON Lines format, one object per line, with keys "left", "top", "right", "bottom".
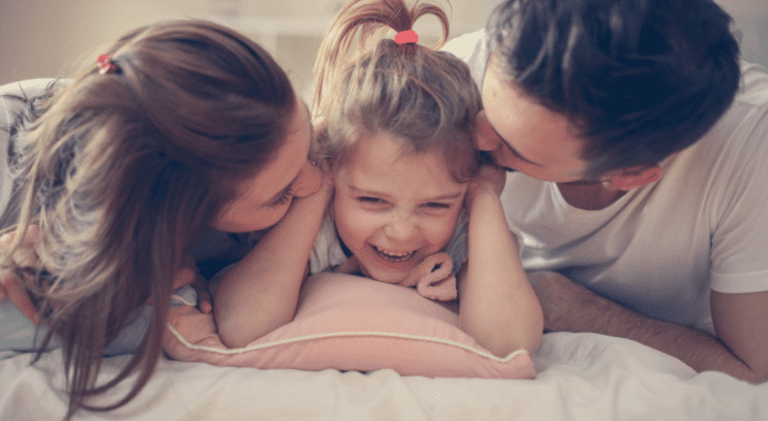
{"left": 0, "top": 19, "right": 322, "bottom": 419}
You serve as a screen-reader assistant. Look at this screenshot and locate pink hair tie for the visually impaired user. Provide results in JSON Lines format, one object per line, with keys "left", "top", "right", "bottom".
{"left": 394, "top": 29, "right": 418, "bottom": 45}
{"left": 97, "top": 54, "right": 120, "bottom": 75}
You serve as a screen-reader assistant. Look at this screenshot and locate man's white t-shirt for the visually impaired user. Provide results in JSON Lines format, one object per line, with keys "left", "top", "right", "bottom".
{"left": 444, "top": 31, "right": 768, "bottom": 334}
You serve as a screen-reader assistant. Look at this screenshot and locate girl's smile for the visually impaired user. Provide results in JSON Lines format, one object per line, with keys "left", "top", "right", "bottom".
{"left": 332, "top": 132, "right": 468, "bottom": 284}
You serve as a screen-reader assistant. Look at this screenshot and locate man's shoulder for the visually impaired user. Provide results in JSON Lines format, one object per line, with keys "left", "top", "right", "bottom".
{"left": 685, "top": 62, "right": 768, "bottom": 159}
{"left": 734, "top": 62, "right": 768, "bottom": 108}
{"left": 443, "top": 30, "right": 486, "bottom": 60}
{"left": 442, "top": 30, "right": 487, "bottom": 88}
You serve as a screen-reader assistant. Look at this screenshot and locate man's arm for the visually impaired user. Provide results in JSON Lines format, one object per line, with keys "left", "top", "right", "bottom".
{"left": 529, "top": 271, "right": 768, "bottom": 383}
{"left": 711, "top": 290, "right": 768, "bottom": 381}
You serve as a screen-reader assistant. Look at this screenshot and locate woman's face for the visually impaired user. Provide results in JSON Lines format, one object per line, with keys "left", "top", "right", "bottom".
{"left": 213, "top": 97, "right": 322, "bottom": 233}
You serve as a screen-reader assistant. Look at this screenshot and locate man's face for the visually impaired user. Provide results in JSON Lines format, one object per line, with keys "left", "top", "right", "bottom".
{"left": 479, "top": 54, "right": 594, "bottom": 183}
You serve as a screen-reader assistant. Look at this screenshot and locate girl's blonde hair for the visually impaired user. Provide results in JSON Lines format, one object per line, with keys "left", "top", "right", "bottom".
{"left": 312, "top": 0, "right": 482, "bottom": 182}
{"left": 2, "top": 19, "right": 295, "bottom": 419}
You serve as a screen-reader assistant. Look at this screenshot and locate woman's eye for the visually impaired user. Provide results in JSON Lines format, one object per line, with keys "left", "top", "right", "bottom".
{"left": 425, "top": 202, "right": 451, "bottom": 209}
{"left": 268, "top": 187, "right": 293, "bottom": 208}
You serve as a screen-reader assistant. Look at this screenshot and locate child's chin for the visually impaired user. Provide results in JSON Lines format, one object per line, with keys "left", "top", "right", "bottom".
{"left": 363, "top": 266, "right": 408, "bottom": 285}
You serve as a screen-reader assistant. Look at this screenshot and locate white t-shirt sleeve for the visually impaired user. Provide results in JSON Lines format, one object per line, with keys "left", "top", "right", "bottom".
{"left": 442, "top": 29, "right": 488, "bottom": 89}
{"left": 309, "top": 214, "right": 348, "bottom": 274}
{"left": 709, "top": 64, "right": 768, "bottom": 294}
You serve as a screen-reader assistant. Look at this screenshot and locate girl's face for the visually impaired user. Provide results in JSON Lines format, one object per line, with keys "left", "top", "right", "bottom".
{"left": 333, "top": 133, "right": 468, "bottom": 284}
{"left": 213, "top": 97, "right": 322, "bottom": 233}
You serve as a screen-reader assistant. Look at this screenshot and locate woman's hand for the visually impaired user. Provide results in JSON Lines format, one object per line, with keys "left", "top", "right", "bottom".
{"left": 0, "top": 225, "right": 43, "bottom": 324}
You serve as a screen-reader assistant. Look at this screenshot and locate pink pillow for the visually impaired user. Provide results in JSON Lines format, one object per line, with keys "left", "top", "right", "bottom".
{"left": 163, "top": 272, "right": 535, "bottom": 379}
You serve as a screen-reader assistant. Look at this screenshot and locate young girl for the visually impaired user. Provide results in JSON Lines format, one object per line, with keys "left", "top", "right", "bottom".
{"left": 214, "top": 0, "right": 543, "bottom": 358}
{"left": 0, "top": 20, "right": 322, "bottom": 419}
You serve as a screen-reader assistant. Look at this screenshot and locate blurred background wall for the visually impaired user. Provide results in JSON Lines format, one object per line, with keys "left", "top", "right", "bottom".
{"left": 1, "top": 0, "right": 767, "bottom": 102}
{"left": 0, "top": 0, "right": 494, "bottom": 99}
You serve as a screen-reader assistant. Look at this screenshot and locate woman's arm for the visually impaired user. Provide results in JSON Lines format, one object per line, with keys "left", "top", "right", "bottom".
{"left": 215, "top": 178, "right": 332, "bottom": 348}
{"left": 458, "top": 165, "right": 543, "bottom": 356}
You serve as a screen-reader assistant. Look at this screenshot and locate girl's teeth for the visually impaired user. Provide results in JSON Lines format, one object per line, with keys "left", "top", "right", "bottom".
{"left": 382, "top": 250, "right": 409, "bottom": 257}
{"left": 374, "top": 246, "right": 415, "bottom": 261}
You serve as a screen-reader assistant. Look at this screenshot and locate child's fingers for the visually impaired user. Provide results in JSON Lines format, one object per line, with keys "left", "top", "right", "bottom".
{"left": 171, "top": 266, "right": 197, "bottom": 291}
{"left": 189, "top": 272, "right": 212, "bottom": 313}
{"left": 197, "top": 290, "right": 213, "bottom": 314}
{"left": 150, "top": 265, "right": 197, "bottom": 305}
{"left": 167, "top": 254, "right": 211, "bottom": 313}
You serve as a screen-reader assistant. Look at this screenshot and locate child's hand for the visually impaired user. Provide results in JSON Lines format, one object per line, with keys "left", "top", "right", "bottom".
{"left": 466, "top": 164, "right": 506, "bottom": 207}
{"left": 0, "top": 225, "right": 44, "bottom": 324}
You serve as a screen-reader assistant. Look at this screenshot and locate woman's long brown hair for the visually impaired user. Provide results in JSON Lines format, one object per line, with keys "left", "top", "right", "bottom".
{"left": 1, "top": 19, "right": 296, "bottom": 419}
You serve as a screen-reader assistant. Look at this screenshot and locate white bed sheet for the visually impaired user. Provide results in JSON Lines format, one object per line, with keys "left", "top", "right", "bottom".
{"left": 1, "top": 331, "right": 765, "bottom": 420}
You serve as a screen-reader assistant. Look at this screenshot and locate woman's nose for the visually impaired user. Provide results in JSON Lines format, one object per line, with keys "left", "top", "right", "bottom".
{"left": 291, "top": 160, "right": 323, "bottom": 198}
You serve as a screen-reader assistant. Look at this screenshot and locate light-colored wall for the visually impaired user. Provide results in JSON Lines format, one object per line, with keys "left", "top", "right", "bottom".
{"left": 715, "top": 0, "right": 768, "bottom": 68}
{"left": 2, "top": 0, "right": 767, "bottom": 97}
{"left": 0, "top": 0, "right": 202, "bottom": 83}
{"left": 0, "top": 0, "right": 493, "bottom": 97}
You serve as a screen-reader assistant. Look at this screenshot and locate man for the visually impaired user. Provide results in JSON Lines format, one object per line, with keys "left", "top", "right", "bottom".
{"left": 445, "top": 0, "right": 768, "bottom": 382}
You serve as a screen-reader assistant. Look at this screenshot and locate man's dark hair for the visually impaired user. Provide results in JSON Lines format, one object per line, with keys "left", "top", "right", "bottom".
{"left": 487, "top": 0, "right": 741, "bottom": 177}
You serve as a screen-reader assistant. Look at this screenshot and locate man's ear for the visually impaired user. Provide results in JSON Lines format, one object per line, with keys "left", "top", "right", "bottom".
{"left": 473, "top": 110, "right": 503, "bottom": 151}
{"left": 607, "top": 164, "right": 663, "bottom": 191}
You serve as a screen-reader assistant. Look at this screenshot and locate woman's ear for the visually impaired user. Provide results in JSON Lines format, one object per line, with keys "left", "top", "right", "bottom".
{"left": 607, "top": 164, "right": 663, "bottom": 191}
{"left": 473, "top": 111, "right": 503, "bottom": 151}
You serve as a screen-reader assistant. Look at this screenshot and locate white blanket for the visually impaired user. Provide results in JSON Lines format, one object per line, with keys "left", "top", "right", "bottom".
{"left": 1, "top": 332, "right": 765, "bottom": 420}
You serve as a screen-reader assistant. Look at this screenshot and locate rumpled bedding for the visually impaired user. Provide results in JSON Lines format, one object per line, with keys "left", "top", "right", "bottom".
{"left": 1, "top": 331, "right": 765, "bottom": 420}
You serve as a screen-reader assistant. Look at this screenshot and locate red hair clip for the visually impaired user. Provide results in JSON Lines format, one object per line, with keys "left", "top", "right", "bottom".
{"left": 394, "top": 29, "right": 419, "bottom": 45}
{"left": 97, "top": 54, "right": 120, "bottom": 75}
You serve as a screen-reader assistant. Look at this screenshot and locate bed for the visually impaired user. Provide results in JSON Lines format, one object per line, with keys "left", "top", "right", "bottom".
{"left": 1, "top": 83, "right": 766, "bottom": 421}
{"left": 1, "top": 330, "right": 766, "bottom": 420}
{"left": 1, "top": 267, "right": 767, "bottom": 421}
